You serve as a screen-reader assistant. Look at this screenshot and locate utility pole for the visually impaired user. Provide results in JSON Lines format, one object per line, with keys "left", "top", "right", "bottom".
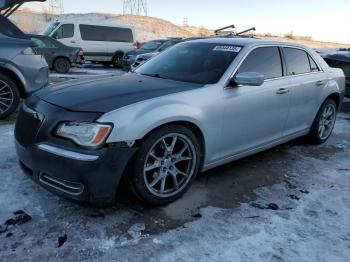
{"left": 49, "top": 0, "right": 64, "bottom": 15}
{"left": 123, "top": 0, "right": 147, "bottom": 16}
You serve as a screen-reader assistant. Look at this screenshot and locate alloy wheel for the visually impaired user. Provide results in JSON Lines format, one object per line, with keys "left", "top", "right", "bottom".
{"left": 318, "top": 103, "right": 336, "bottom": 140}
{"left": 143, "top": 133, "right": 197, "bottom": 198}
{"left": 0, "top": 80, "right": 14, "bottom": 115}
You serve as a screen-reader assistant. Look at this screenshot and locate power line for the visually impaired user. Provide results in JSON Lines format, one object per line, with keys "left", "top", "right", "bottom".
{"left": 49, "top": 0, "right": 64, "bottom": 15}
{"left": 123, "top": 0, "right": 147, "bottom": 16}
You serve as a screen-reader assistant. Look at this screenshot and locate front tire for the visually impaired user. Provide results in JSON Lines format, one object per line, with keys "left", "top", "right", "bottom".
{"left": 54, "top": 57, "right": 71, "bottom": 74}
{"left": 308, "top": 98, "right": 337, "bottom": 144}
{"left": 0, "top": 73, "right": 20, "bottom": 120}
{"left": 129, "top": 125, "right": 201, "bottom": 205}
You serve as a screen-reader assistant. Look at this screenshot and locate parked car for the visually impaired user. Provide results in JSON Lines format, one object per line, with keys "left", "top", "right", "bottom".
{"left": 131, "top": 39, "right": 183, "bottom": 70}
{"left": 15, "top": 38, "right": 345, "bottom": 206}
{"left": 42, "top": 21, "right": 135, "bottom": 68}
{"left": 0, "top": 0, "right": 49, "bottom": 119}
{"left": 29, "top": 34, "right": 84, "bottom": 74}
{"left": 122, "top": 39, "right": 172, "bottom": 69}
{"left": 320, "top": 50, "right": 350, "bottom": 97}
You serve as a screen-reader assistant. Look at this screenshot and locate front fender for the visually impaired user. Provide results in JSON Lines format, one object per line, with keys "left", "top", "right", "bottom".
{"left": 98, "top": 99, "right": 205, "bottom": 143}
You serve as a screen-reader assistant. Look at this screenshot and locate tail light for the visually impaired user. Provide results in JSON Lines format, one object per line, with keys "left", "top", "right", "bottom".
{"left": 77, "top": 49, "right": 84, "bottom": 56}
{"left": 133, "top": 41, "right": 141, "bottom": 49}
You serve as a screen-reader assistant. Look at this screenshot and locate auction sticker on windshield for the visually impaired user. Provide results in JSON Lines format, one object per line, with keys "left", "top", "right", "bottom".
{"left": 213, "top": 46, "right": 242, "bottom": 52}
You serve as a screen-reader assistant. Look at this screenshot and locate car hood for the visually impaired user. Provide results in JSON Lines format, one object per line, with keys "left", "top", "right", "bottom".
{"left": 35, "top": 73, "right": 203, "bottom": 113}
{"left": 321, "top": 51, "right": 350, "bottom": 63}
{"left": 138, "top": 52, "right": 158, "bottom": 60}
{"left": 126, "top": 49, "right": 155, "bottom": 57}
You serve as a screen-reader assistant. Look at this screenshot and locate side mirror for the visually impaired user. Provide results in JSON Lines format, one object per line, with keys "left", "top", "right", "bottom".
{"left": 229, "top": 72, "right": 265, "bottom": 87}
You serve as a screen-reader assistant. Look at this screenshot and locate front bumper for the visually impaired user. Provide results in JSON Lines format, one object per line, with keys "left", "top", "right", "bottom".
{"left": 14, "top": 98, "right": 137, "bottom": 206}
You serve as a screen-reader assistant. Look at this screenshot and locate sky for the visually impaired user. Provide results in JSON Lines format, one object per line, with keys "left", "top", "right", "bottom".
{"left": 28, "top": 0, "right": 350, "bottom": 43}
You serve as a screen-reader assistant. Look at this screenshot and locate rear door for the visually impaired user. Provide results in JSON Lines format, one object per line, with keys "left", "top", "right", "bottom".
{"left": 282, "top": 47, "right": 327, "bottom": 135}
{"left": 221, "top": 46, "right": 291, "bottom": 158}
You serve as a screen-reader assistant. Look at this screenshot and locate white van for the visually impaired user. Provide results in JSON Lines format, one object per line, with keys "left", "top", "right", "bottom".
{"left": 42, "top": 21, "right": 136, "bottom": 67}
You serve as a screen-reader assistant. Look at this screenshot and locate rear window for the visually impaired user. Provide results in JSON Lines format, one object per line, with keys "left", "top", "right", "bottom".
{"left": 79, "top": 25, "right": 134, "bottom": 43}
{"left": 284, "top": 47, "right": 311, "bottom": 75}
{"left": 237, "top": 47, "right": 283, "bottom": 80}
{"left": 0, "top": 15, "right": 27, "bottom": 39}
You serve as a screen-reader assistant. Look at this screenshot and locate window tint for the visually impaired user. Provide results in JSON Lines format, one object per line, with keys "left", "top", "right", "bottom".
{"left": 79, "top": 25, "right": 134, "bottom": 43}
{"left": 237, "top": 47, "right": 283, "bottom": 80}
{"left": 54, "top": 24, "right": 74, "bottom": 39}
{"left": 284, "top": 47, "right": 311, "bottom": 75}
{"left": 308, "top": 55, "right": 320, "bottom": 72}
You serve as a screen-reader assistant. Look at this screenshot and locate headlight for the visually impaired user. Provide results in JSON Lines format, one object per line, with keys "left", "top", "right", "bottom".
{"left": 22, "top": 47, "right": 37, "bottom": 55}
{"left": 56, "top": 122, "right": 112, "bottom": 148}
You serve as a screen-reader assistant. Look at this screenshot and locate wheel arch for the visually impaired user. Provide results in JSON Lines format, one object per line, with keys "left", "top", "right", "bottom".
{"left": 0, "top": 65, "right": 26, "bottom": 98}
{"left": 53, "top": 56, "right": 71, "bottom": 67}
{"left": 139, "top": 120, "right": 206, "bottom": 169}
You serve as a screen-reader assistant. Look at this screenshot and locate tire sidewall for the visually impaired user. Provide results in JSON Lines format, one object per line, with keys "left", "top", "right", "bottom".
{"left": 311, "top": 99, "right": 337, "bottom": 144}
{"left": 54, "top": 58, "right": 70, "bottom": 74}
{"left": 0, "top": 73, "right": 20, "bottom": 120}
{"left": 130, "top": 125, "right": 201, "bottom": 205}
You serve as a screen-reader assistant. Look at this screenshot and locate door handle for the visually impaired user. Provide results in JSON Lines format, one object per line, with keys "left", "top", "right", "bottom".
{"left": 316, "top": 80, "right": 324, "bottom": 86}
{"left": 70, "top": 41, "right": 76, "bottom": 43}
{"left": 276, "top": 88, "right": 290, "bottom": 95}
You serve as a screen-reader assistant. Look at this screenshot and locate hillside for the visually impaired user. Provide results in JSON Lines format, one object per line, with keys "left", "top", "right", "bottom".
{"left": 10, "top": 10, "right": 349, "bottom": 49}
{"left": 10, "top": 10, "right": 210, "bottom": 41}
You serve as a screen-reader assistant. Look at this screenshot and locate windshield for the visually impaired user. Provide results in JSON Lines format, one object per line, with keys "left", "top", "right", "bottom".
{"left": 157, "top": 41, "right": 179, "bottom": 52}
{"left": 42, "top": 22, "right": 60, "bottom": 36}
{"left": 135, "top": 42, "right": 242, "bottom": 84}
{"left": 140, "top": 40, "right": 164, "bottom": 51}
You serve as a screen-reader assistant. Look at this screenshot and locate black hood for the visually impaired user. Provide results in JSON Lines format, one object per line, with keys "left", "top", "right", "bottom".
{"left": 35, "top": 74, "right": 202, "bottom": 113}
{"left": 321, "top": 51, "right": 350, "bottom": 63}
{"left": 126, "top": 49, "right": 156, "bottom": 57}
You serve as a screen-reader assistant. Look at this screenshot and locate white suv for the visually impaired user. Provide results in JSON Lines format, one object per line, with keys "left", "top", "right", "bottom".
{"left": 42, "top": 21, "right": 136, "bottom": 67}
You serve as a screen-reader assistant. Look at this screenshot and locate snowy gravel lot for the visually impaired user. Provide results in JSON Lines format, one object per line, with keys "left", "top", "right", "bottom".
{"left": 0, "top": 67, "right": 349, "bottom": 261}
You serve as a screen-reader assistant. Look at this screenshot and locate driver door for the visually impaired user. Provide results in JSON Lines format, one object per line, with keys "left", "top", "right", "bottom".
{"left": 219, "top": 46, "right": 291, "bottom": 159}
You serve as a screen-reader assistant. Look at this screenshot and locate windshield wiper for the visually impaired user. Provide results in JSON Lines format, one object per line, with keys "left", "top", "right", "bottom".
{"left": 141, "top": 73, "right": 168, "bottom": 79}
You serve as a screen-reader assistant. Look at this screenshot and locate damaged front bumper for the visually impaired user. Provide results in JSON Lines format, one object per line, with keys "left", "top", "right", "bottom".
{"left": 14, "top": 98, "right": 137, "bottom": 206}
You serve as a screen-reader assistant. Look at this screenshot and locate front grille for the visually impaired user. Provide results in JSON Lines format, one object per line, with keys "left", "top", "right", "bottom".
{"left": 39, "top": 173, "right": 84, "bottom": 196}
{"left": 15, "top": 105, "right": 43, "bottom": 147}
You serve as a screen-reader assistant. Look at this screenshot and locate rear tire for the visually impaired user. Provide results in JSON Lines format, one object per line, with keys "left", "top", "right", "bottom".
{"left": 54, "top": 57, "right": 71, "bottom": 74}
{"left": 112, "top": 53, "right": 124, "bottom": 68}
{"left": 128, "top": 125, "right": 201, "bottom": 205}
{"left": 0, "top": 73, "right": 20, "bottom": 120}
{"left": 307, "top": 98, "right": 337, "bottom": 144}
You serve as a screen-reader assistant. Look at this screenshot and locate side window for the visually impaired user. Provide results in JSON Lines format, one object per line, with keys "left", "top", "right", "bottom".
{"left": 308, "top": 55, "right": 320, "bottom": 72}
{"left": 284, "top": 48, "right": 311, "bottom": 75}
{"left": 53, "top": 24, "right": 74, "bottom": 39}
{"left": 237, "top": 47, "right": 283, "bottom": 80}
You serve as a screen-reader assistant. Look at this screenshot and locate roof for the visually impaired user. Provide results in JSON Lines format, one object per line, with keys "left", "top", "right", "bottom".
{"left": 188, "top": 37, "right": 309, "bottom": 49}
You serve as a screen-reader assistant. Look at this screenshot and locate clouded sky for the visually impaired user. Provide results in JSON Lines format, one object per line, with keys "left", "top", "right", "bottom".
{"left": 27, "top": 0, "right": 350, "bottom": 43}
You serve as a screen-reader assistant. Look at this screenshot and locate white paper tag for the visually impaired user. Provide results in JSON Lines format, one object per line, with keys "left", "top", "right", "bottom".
{"left": 213, "top": 46, "right": 242, "bottom": 52}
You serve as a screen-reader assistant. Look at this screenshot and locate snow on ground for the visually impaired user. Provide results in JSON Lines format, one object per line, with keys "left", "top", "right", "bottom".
{"left": 0, "top": 96, "right": 350, "bottom": 261}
